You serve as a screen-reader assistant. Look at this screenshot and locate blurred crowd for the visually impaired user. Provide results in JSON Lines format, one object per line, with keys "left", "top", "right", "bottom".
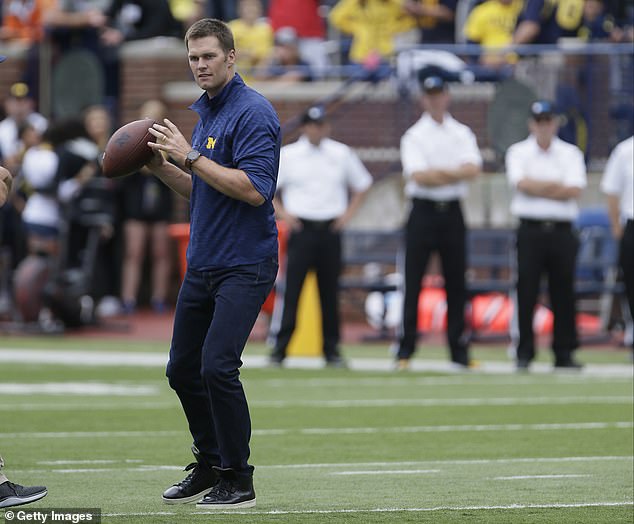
{"left": 0, "top": 0, "right": 633, "bottom": 327}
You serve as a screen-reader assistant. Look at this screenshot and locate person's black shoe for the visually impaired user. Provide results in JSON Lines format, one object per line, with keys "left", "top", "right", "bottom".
{"left": 196, "top": 467, "right": 256, "bottom": 509}
{"left": 162, "top": 447, "right": 219, "bottom": 504}
{"left": 516, "top": 359, "right": 531, "bottom": 372}
{"left": 554, "top": 358, "right": 584, "bottom": 370}
{"left": 0, "top": 481, "right": 47, "bottom": 508}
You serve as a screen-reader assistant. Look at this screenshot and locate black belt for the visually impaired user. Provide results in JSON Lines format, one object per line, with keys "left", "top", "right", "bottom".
{"left": 300, "top": 218, "right": 335, "bottom": 230}
{"left": 414, "top": 198, "right": 460, "bottom": 212}
{"left": 520, "top": 218, "right": 572, "bottom": 230}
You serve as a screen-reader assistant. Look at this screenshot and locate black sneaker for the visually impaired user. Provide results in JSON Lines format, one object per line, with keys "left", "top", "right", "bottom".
{"left": 554, "top": 358, "right": 584, "bottom": 370}
{"left": 325, "top": 356, "right": 347, "bottom": 368}
{"left": 162, "top": 448, "right": 219, "bottom": 504}
{"left": 196, "top": 468, "right": 256, "bottom": 509}
{"left": 0, "top": 481, "right": 47, "bottom": 508}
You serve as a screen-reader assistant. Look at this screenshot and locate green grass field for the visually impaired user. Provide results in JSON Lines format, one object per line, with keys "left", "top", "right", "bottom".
{"left": 0, "top": 337, "right": 632, "bottom": 523}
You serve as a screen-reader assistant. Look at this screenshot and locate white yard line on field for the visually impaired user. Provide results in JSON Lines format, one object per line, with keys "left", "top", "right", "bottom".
{"left": 0, "top": 383, "right": 158, "bottom": 396}
{"left": 102, "top": 501, "right": 634, "bottom": 517}
{"left": 1, "top": 396, "right": 630, "bottom": 411}
{"left": 1, "top": 422, "right": 632, "bottom": 440}
{"left": 10, "top": 455, "right": 632, "bottom": 476}
{"left": 0, "top": 348, "right": 632, "bottom": 376}
{"left": 493, "top": 474, "right": 592, "bottom": 480}
{"left": 332, "top": 469, "right": 440, "bottom": 475}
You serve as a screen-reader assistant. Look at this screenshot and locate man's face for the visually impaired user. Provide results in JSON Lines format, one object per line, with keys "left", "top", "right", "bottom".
{"left": 422, "top": 89, "right": 450, "bottom": 114}
{"left": 188, "top": 36, "right": 236, "bottom": 97}
{"left": 303, "top": 121, "right": 329, "bottom": 144}
{"left": 529, "top": 115, "right": 560, "bottom": 142}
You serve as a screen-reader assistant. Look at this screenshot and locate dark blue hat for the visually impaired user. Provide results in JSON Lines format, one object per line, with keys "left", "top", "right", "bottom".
{"left": 530, "top": 100, "right": 556, "bottom": 119}
{"left": 301, "top": 105, "right": 326, "bottom": 124}
{"left": 421, "top": 75, "right": 446, "bottom": 93}
{"left": 0, "top": 55, "right": 6, "bottom": 64}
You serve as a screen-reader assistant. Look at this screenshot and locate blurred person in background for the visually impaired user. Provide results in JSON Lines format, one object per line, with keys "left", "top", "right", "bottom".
{"left": 403, "top": 0, "right": 457, "bottom": 44}
{"left": 268, "top": 106, "right": 372, "bottom": 368}
{"left": 268, "top": 0, "right": 328, "bottom": 77}
{"left": 228, "top": 0, "right": 274, "bottom": 81}
{"left": 254, "top": 26, "right": 313, "bottom": 82}
{"left": 514, "top": 0, "right": 584, "bottom": 44}
{"left": 395, "top": 76, "right": 482, "bottom": 371}
{"left": 329, "top": 0, "right": 415, "bottom": 79}
{"left": 0, "top": 82, "right": 48, "bottom": 174}
{"left": 505, "top": 100, "right": 587, "bottom": 371}
{"left": 463, "top": 0, "right": 523, "bottom": 68}
{"left": 119, "top": 99, "right": 174, "bottom": 314}
{"left": 601, "top": 136, "right": 634, "bottom": 356}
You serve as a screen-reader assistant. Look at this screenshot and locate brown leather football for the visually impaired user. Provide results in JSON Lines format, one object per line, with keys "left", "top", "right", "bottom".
{"left": 102, "top": 118, "right": 157, "bottom": 178}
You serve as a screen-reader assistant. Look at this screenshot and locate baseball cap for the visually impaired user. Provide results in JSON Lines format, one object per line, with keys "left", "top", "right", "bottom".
{"left": 9, "top": 82, "right": 31, "bottom": 99}
{"left": 421, "top": 75, "right": 446, "bottom": 94}
{"left": 301, "top": 105, "right": 326, "bottom": 124}
{"left": 530, "top": 100, "right": 556, "bottom": 119}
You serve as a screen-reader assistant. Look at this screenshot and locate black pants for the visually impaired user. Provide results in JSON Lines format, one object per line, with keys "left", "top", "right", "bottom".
{"left": 398, "top": 199, "right": 469, "bottom": 364}
{"left": 515, "top": 219, "right": 579, "bottom": 363}
{"left": 166, "top": 260, "right": 277, "bottom": 477}
{"left": 271, "top": 219, "right": 342, "bottom": 360}
{"left": 620, "top": 220, "right": 634, "bottom": 350}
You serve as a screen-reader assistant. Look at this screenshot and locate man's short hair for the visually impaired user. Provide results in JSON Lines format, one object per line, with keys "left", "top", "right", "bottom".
{"left": 185, "top": 18, "right": 235, "bottom": 54}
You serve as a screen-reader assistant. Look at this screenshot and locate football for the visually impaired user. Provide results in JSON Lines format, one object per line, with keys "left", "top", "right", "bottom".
{"left": 102, "top": 118, "right": 157, "bottom": 178}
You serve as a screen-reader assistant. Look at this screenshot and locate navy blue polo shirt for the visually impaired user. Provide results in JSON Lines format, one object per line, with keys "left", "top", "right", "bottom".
{"left": 187, "top": 73, "right": 281, "bottom": 270}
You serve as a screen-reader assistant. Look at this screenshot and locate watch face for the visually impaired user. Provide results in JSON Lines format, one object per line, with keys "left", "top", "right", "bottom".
{"left": 188, "top": 150, "right": 200, "bottom": 161}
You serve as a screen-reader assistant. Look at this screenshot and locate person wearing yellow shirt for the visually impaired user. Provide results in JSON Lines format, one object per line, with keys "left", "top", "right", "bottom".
{"left": 463, "top": 0, "right": 523, "bottom": 67}
{"left": 228, "top": 0, "right": 274, "bottom": 82}
{"left": 329, "top": 0, "right": 415, "bottom": 73}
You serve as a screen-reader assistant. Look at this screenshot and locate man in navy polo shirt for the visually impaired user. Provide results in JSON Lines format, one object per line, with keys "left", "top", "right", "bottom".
{"left": 146, "top": 19, "right": 280, "bottom": 509}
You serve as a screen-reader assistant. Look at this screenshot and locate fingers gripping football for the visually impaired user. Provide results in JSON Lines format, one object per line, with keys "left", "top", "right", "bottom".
{"left": 148, "top": 119, "right": 192, "bottom": 168}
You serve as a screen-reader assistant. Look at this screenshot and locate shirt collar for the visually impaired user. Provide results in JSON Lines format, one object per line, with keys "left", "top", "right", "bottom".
{"left": 299, "top": 135, "right": 326, "bottom": 150}
{"left": 189, "top": 73, "right": 244, "bottom": 115}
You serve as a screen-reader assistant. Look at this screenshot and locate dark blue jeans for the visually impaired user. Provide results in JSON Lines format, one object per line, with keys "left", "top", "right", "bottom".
{"left": 166, "top": 258, "right": 277, "bottom": 477}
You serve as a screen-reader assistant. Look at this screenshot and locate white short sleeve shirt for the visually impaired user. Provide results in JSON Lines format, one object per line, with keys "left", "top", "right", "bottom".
{"left": 600, "top": 136, "right": 634, "bottom": 221}
{"left": 277, "top": 136, "right": 373, "bottom": 220}
{"left": 400, "top": 113, "right": 482, "bottom": 200}
{"left": 505, "top": 135, "right": 587, "bottom": 221}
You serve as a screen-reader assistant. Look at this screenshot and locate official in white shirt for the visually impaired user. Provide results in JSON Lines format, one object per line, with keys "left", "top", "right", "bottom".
{"left": 505, "top": 100, "right": 587, "bottom": 370}
{"left": 396, "top": 76, "right": 482, "bottom": 370}
{"left": 601, "top": 135, "right": 634, "bottom": 354}
{"left": 269, "top": 106, "right": 373, "bottom": 366}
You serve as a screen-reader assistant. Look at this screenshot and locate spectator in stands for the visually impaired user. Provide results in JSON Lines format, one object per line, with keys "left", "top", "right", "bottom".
{"left": 169, "top": 0, "right": 205, "bottom": 31}
{"left": 228, "top": 0, "right": 274, "bottom": 81}
{"left": 505, "top": 100, "right": 587, "bottom": 371}
{"left": 268, "top": 0, "right": 328, "bottom": 77}
{"left": 269, "top": 105, "right": 372, "bottom": 368}
{"left": 329, "top": 0, "right": 415, "bottom": 79}
{"left": 0, "top": 83, "right": 48, "bottom": 172}
{"left": 0, "top": 0, "right": 51, "bottom": 44}
{"left": 20, "top": 120, "right": 69, "bottom": 257}
{"left": 119, "top": 100, "right": 173, "bottom": 314}
{"left": 203, "top": 0, "right": 237, "bottom": 21}
{"left": 394, "top": 75, "right": 482, "bottom": 371}
{"left": 102, "top": 0, "right": 182, "bottom": 44}
{"left": 577, "top": 0, "right": 627, "bottom": 41}
{"left": 403, "top": 0, "right": 457, "bottom": 43}
{"left": 601, "top": 136, "right": 634, "bottom": 355}
{"left": 463, "top": 0, "right": 523, "bottom": 68}
{"left": 100, "top": 0, "right": 182, "bottom": 113}
{"left": 513, "top": 0, "right": 585, "bottom": 44}
{"left": 254, "top": 26, "right": 313, "bottom": 82}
